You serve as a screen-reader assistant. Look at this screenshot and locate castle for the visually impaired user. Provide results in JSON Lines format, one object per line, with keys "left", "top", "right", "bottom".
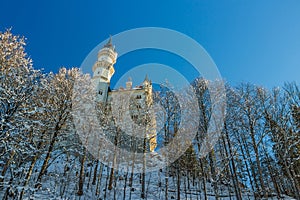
{"left": 92, "top": 37, "right": 157, "bottom": 152}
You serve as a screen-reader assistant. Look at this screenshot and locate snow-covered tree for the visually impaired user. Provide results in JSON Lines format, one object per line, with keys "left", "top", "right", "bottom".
{"left": 0, "top": 29, "right": 44, "bottom": 198}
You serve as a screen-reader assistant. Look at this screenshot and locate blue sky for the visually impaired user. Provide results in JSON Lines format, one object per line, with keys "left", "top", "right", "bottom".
{"left": 1, "top": 0, "right": 300, "bottom": 88}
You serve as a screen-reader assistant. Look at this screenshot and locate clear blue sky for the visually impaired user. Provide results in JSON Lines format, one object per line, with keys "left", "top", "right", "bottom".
{"left": 1, "top": 0, "right": 300, "bottom": 88}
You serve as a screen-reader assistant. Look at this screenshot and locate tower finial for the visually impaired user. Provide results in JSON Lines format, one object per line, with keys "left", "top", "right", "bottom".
{"left": 104, "top": 35, "right": 113, "bottom": 48}
{"left": 144, "top": 74, "right": 149, "bottom": 82}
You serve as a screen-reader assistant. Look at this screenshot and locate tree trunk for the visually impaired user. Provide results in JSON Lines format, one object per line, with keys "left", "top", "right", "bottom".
{"left": 209, "top": 150, "right": 219, "bottom": 200}
{"left": 165, "top": 169, "right": 168, "bottom": 200}
{"left": 0, "top": 150, "right": 15, "bottom": 186}
{"left": 95, "top": 162, "right": 103, "bottom": 196}
{"left": 284, "top": 160, "right": 300, "bottom": 200}
{"left": 247, "top": 108, "right": 266, "bottom": 198}
{"left": 249, "top": 126, "right": 266, "bottom": 198}
{"left": 77, "top": 149, "right": 86, "bottom": 196}
{"left": 92, "top": 160, "right": 98, "bottom": 185}
{"left": 240, "top": 132, "right": 259, "bottom": 196}
{"left": 35, "top": 125, "right": 61, "bottom": 186}
{"left": 200, "top": 158, "right": 208, "bottom": 200}
{"left": 123, "top": 171, "right": 128, "bottom": 200}
{"left": 177, "top": 168, "right": 181, "bottom": 200}
{"left": 108, "top": 128, "right": 120, "bottom": 190}
{"left": 262, "top": 145, "right": 281, "bottom": 198}
{"left": 19, "top": 155, "right": 38, "bottom": 199}
{"left": 224, "top": 123, "right": 242, "bottom": 200}
{"left": 141, "top": 138, "right": 146, "bottom": 199}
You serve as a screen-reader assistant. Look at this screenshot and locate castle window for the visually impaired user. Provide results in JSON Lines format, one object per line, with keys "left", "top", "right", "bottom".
{"left": 136, "top": 104, "right": 142, "bottom": 109}
{"left": 99, "top": 90, "right": 103, "bottom": 95}
{"left": 136, "top": 95, "right": 142, "bottom": 99}
{"left": 132, "top": 115, "right": 138, "bottom": 120}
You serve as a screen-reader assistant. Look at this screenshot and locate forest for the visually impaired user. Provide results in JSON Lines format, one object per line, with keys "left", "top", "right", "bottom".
{"left": 0, "top": 30, "right": 299, "bottom": 200}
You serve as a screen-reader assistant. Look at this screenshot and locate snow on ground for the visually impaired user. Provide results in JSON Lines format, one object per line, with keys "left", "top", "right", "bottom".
{"left": 0, "top": 152, "right": 296, "bottom": 200}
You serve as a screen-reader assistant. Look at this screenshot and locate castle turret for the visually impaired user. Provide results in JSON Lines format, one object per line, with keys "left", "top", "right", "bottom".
{"left": 143, "top": 75, "right": 152, "bottom": 104}
{"left": 126, "top": 77, "right": 132, "bottom": 90}
{"left": 92, "top": 36, "right": 117, "bottom": 102}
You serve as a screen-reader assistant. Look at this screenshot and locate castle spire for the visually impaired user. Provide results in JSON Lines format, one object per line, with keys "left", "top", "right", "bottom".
{"left": 143, "top": 74, "right": 151, "bottom": 88}
{"left": 104, "top": 35, "right": 113, "bottom": 49}
{"left": 143, "top": 74, "right": 149, "bottom": 83}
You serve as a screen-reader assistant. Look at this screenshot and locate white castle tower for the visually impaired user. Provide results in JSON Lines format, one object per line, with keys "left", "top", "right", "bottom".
{"left": 92, "top": 36, "right": 117, "bottom": 102}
